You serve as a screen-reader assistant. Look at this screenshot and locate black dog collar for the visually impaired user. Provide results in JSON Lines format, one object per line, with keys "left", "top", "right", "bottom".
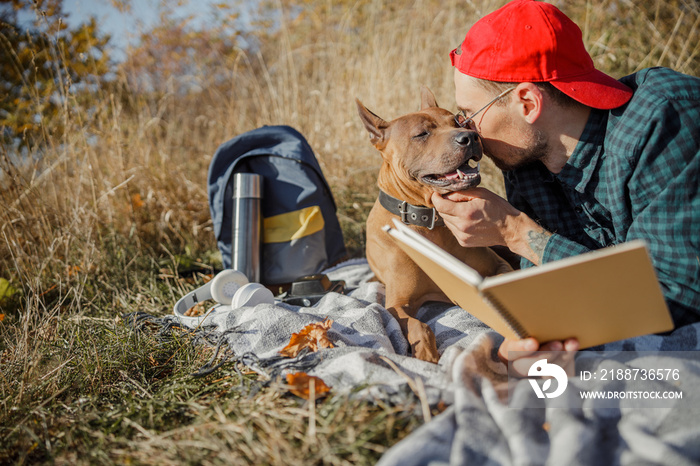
{"left": 378, "top": 190, "right": 443, "bottom": 230}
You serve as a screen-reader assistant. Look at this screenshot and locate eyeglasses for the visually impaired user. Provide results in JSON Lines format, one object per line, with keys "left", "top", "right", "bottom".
{"left": 454, "top": 86, "right": 516, "bottom": 129}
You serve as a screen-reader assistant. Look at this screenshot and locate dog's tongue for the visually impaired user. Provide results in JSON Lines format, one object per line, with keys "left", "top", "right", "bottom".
{"left": 443, "top": 170, "right": 462, "bottom": 181}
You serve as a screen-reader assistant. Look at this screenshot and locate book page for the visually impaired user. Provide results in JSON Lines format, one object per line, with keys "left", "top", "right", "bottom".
{"left": 384, "top": 221, "right": 484, "bottom": 286}
{"left": 385, "top": 222, "right": 522, "bottom": 339}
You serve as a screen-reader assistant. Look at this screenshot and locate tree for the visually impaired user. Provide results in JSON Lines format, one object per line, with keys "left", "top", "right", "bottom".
{"left": 0, "top": 0, "right": 112, "bottom": 150}
{"left": 119, "top": 1, "right": 241, "bottom": 96}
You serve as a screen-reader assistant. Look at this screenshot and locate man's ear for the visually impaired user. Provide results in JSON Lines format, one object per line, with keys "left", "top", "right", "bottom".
{"left": 356, "top": 98, "right": 389, "bottom": 148}
{"left": 516, "top": 83, "right": 543, "bottom": 124}
{"left": 420, "top": 86, "right": 438, "bottom": 109}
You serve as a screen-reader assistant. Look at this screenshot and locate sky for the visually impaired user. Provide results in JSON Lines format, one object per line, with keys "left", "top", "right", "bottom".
{"left": 61, "top": 0, "right": 241, "bottom": 61}
{"left": 63, "top": 0, "right": 160, "bottom": 52}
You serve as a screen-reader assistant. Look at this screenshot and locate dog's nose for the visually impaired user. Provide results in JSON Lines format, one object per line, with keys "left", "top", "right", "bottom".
{"left": 455, "top": 131, "right": 479, "bottom": 147}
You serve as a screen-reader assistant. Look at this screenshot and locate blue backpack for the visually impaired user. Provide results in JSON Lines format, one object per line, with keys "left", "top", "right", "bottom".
{"left": 208, "top": 125, "right": 347, "bottom": 285}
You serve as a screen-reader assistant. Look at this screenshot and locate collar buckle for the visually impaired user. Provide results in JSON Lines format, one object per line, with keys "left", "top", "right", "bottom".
{"left": 398, "top": 201, "right": 409, "bottom": 225}
{"left": 397, "top": 199, "right": 438, "bottom": 230}
{"left": 379, "top": 190, "right": 442, "bottom": 230}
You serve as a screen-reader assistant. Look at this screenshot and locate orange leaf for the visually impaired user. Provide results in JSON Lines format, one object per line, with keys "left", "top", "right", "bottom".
{"left": 280, "top": 318, "right": 334, "bottom": 358}
{"left": 286, "top": 372, "right": 330, "bottom": 400}
{"left": 0, "top": 314, "right": 4, "bottom": 322}
{"left": 184, "top": 302, "right": 206, "bottom": 317}
{"left": 131, "top": 193, "right": 145, "bottom": 210}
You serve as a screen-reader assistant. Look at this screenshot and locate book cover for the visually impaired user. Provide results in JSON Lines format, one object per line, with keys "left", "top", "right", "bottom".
{"left": 384, "top": 219, "right": 674, "bottom": 348}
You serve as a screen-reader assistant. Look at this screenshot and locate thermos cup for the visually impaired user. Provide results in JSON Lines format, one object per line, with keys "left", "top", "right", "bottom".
{"left": 232, "top": 173, "right": 262, "bottom": 282}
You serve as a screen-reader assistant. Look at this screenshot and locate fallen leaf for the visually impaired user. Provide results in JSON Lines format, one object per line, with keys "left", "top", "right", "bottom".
{"left": 184, "top": 302, "right": 206, "bottom": 317}
{"left": 0, "top": 278, "right": 17, "bottom": 301}
{"left": 0, "top": 314, "right": 4, "bottom": 322}
{"left": 286, "top": 372, "right": 330, "bottom": 400}
{"left": 280, "top": 318, "right": 334, "bottom": 358}
{"left": 131, "top": 193, "right": 145, "bottom": 210}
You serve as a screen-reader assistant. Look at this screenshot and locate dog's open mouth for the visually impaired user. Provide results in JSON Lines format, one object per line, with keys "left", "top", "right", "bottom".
{"left": 421, "top": 158, "right": 481, "bottom": 191}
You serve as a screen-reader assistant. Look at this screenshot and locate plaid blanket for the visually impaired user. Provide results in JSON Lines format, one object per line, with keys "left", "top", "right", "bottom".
{"left": 168, "top": 259, "right": 700, "bottom": 465}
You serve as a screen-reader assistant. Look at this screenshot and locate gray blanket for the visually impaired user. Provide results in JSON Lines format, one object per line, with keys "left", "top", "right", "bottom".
{"left": 173, "top": 260, "right": 700, "bottom": 465}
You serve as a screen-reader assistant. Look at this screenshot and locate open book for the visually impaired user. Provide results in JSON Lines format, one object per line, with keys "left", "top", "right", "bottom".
{"left": 384, "top": 219, "right": 674, "bottom": 349}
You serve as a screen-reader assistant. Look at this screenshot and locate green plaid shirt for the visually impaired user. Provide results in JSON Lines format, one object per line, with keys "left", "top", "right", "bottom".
{"left": 504, "top": 67, "right": 700, "bottom": 326}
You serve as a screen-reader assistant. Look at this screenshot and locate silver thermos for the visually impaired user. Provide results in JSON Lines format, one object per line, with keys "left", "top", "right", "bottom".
{"left": 232, "top": 173, "right": 262, "bottom": 282}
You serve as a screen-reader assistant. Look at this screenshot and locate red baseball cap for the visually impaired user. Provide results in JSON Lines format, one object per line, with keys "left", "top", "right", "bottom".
{"left": 450, "top": 0, "right": 632, "bottom": 109}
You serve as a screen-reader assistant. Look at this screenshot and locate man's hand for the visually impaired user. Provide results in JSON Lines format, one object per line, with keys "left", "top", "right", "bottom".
{"left": 499, "top": 337, "right": 580, "bottom": 377}
{"left": 431, "top": 189, "right": 551, "bottom": 266}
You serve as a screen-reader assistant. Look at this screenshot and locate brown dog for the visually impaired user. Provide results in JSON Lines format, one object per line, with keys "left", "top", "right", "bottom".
{"left": 356, "top": 87, "right": 512, "bottom": 363}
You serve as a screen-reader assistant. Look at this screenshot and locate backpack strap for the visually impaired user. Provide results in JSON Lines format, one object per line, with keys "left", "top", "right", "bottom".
{"left": 378, "top": 190, "right": 444, "bottom": 230}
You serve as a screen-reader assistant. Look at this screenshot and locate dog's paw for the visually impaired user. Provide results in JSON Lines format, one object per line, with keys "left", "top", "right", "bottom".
{"left": 407, "top": 321, "right": 440, "bottom": 363}
{"left": 412, "top": 343, "right": 440, "bottom": 364}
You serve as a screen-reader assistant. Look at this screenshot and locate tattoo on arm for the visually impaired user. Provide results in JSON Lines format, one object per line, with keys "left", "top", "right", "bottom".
{"left": 527, "top": 228, "right": 551, "bottom": 263}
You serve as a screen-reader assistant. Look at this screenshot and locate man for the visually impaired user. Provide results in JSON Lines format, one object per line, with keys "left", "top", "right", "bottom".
{"left": 432, "top": 0, "right": 700, "bottom": 364}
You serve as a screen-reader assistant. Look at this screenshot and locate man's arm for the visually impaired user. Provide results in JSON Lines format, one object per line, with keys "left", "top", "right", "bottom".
{"left": 526, "top": 228, "right": 550, "bottom": 257}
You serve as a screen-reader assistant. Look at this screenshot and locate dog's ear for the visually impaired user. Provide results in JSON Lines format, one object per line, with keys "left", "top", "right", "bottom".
{"left": 420, "top": 86, "right": 438, "bottom": 109}
{"left": 356, "top": 98, "right": 388, "bottom": 148}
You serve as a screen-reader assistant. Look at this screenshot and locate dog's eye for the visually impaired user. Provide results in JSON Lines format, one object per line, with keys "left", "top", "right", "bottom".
{"left": 412, "top": 131, "right": 430, "bottom": 139}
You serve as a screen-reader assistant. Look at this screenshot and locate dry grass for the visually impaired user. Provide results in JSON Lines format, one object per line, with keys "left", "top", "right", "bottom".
{"left": 1, "top": 0, "right": 698, "bottom": 463}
